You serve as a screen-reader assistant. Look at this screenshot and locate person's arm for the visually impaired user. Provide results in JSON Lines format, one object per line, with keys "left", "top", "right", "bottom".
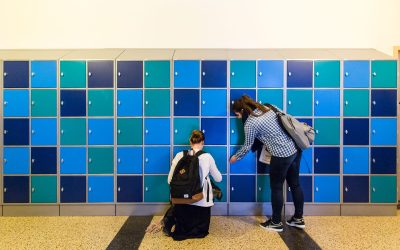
{"left": 168, "top": 152, "right": 183, "bottom": 184}
{"left": 231, "top": 121, "right": 256, "bottom": 162}
{"left": 208, "top": 155, "right": 222, "bottom": 182}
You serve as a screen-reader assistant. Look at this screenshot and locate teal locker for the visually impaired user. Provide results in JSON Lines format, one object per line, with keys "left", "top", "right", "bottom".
{"left": 314, "top": 118, "right": 340, "bottom": 145}
{"left": 257, "top": 89, "right": 283, "bottom": 110}
{"left": 257, "top": 175, "right": 271, "bottom": 202}
{"left": 371, "top": 60, "right": 397, "bottom": 88}
{"left": 370, "top": 176, "right": 397, "bottom": 203}
{"left": 144, "top": 61, "right": 170, "bottom": 88}
{"left": 343, "top": 90, "right": 369, "bottom": 117}
{"left": 230, "top": 60, "right": 256, "bottom": 88}
{"left": 286, "top": 90, "right": 312, "bottom": 116}
{"left": 314, "top": 60, "right": 340, "bottom": 88}
{"left": 174, "top": 118, "right": 199, "bottom": 145}
{"left": 144, "top": 89, "right": 170, "bottom": 116}
{"left": 144, "top": 175, "right": 170, "bottom": 202}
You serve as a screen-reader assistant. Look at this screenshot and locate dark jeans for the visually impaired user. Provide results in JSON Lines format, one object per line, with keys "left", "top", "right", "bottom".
{"left": 269, "top": 151, "right": 304, "bottom": 224}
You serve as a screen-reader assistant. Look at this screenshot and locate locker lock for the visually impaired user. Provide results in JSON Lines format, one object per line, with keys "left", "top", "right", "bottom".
{"left": 259, "top": 72, "right": 263, "bottom": 76}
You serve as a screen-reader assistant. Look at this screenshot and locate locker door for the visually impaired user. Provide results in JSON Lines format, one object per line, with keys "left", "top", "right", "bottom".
{"left": 3, "top": 61, "right": 29, "bottom": 88}
{"left": 287, "top": 176, "right": 312, "bottom": 202}
{"left": 371, "top": 90, "right": 397, "bottom": 117}
{"left": 117, "top": 61, "right": 143, "bottom": 88}
{"left": 343, "top": 118, "right": 369, "bottom": 145}
{"left": 287, "top": 60, "right": 312, "bottom": 88}
{"left": 144, "top": 118, "right": 170, "bottom": 145}
{"left": 88, "top": 176, "right": 114, "bottom": 203}
{"left": 3, "top": 147, "right": 30, "bottom": 174}
{"left": 60, "top": 90, "right": 86, "bottom": 117}
{"left": 174, "top": 60, "right": 200, "bottom": 88}
{"left": 88, "top": 90, "right": 114, "bottom": 116}
{"left": 3, "top": 90, "right": 29, "bottom": 117}
{"left": 230, "top": 175, "right": 256, "bottom": 202}
{"left": 201, "top": 118, "right": 227, "bottom": 145}
{"left": 88, "top": 60, "right": 114, "bottom": 88}
{"left": 144, "top": 175, "right": 170, "bottom": 202}
{"left": 257, "top": 175, "right": 271, "bottom": 202}
{"left": 60, "top": 118, "right": 86, "bottom": 145}
{"left": 343, "top": 60, "right": 370, "bottom": 88}
{"left": 60, "top": 176, "right": 86, "bottom": 203}
{"left": 31, "top": 176, "right": 57, "bottom": 203}
{"left": 371, "top": 118, "right": 397, "bottom": 145}
{"left": 314, "top": 118, "right": 340, "bottom": 145}
{"left": 314, "top": 60, "right": 340, "bottom": 88}
{"left": 230, "top": 89, "right": 256, "bottom": 115}
{"left": 343, "top": 147, "right": 369, "bottom": 174}
{"left": 230, "top": 146, "right": 256, "bottom": 174}
{"left": 60, "top": 60, "right": 87, "bottom": 88}
{"left": 201, "top": 60, "right": 227, "bottom": 88}
{"left": 117, "top": 176, "right": 143, "bottom": 202}
{"left": 257, "top": 89, "right": 284, "bottom": 110}
{"left": 117, "top": 147, "right": 143, "bottom": 174}
{"left": 31, "top": 61, "right": 57, "bottom": 88}
{"left": 60, "top": 147, "right": 86, "bottom": 174}
{"left": 144, "top": 89, "right": 170, "bottom": 117}
{"left": 3, "top": 176, "right": 30, "bottom": 203}
{"left": 230, "top": 118, "right": 244, "bottom": 145}
{"left": 370, "top": 176, "right": 397, "bottom": 203}
{"left": 230, "top": 60, "right": 256, "bottom": 88}
{"left": 371, "top": 147, "right": 396, "bottom": 174}
{"left": 31, "top": 118, "right": 57, "bottom": 145}
{"left": 144, "top": 147, "right": 170, "bottom": 174}
{"left": 88, "top": 118, "right": 114, "bottom": 145}
{"left": 174, "top": 118, "right": 199, "bottom": 145}
{"left": 371, "top": 60, "right": 397, "bottom": 88}
{"left": 31, "top": 90, "right": 57, "bottom": 117}
{"left": 4, "top": 118, "right": 30, "bottom": 145}
{"left": 144, "top": 61, "right": 170, "bottom": 88}
{"left": 343, "top": 90, "right": 369, "bottom": 117}
{"left": 88, "top": 147, "right": 114, "bottom": 174}
{"left": 117, "top": 118, "right": 143, "bottom": 145}
{"left": 201, "top": 89, "right": 227, "bottom": 116}
{"left": 203, "top": 146, "right": 227, "bottom": 174}
{"left": 257, "top": 60, "right": 284, "bottom": 88}
{"left": 117, "top": 90, "right": 143, "bottom": 117}
{"left": 314, "top": 90, "right": 340, "bottom": 116}
{"left": 343, "top": 176, "right": 369, "bottom": 203}
{"left": 287, "top": 90, "right": 313, "bottom": 116}
{"left": 174, "top": 89, "right": 199, "bottom": 116}
{"left": 300, "top": 147, "right": 313, "bottom": 174}
{"left": 314, "top": 176, "right": 340, "bottom": 203}
{"left": 31, "top": 147, "right": 57, "bottom": 174}
{"left": 314, "top": 147, "right": 340, "bottom": 174}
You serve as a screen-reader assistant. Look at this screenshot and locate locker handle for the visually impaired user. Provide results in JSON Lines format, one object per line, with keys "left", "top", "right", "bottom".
{"left": 315, "top": 130, "right": 319, "bottom": 134}
{"left": 315, "top": 72, "right": 319, "bottom": 77}
{"left": 31, "top": 188, "right": 35, "bottom": 193}
{"left": 118, "top": 101, "right": 121, "bottom": 105}
{"left": 31, "top": 101, "right": 35, "bottom": 106}
{"left": 315, "top": 100, "right": 319, "bottom": 106}
{"left": 61, "top": 130, "right": 64, "bottom": 135}
{"left": 259, "top": 72, "right": 263, "bottom": 76}
{"left": 174, "top": 129, "right": 178, "bottom": 134}
{"left": 231, "top": 130, "right": 235, "bottom": 134}
{"left": 4, "top": 188, "right": 7, "bottom": 192}
{"left": 231, "top": 72, "right": 235, "bottom": 76}
{"left": 288, "top": 187, "right": 291, "bottom": 192}
{"left": 315, "top": 187, "right": 319, "bottom": 192}
{"left": 345, "top": 130, "right": 348, "bottom": 135}
{"left": 345, "top": 158, "right": 348, "bottom": 163}
{"left": 88, "top": 101, "right": 92, "bottom": 105}
{"left": 202, "top": 100, "right": 206, "bottom": 105}
{"left": 3, "top": 72, "right": 8, "bottom": 76}
{"left": 88, "top": 72, "right": 92, "bottom": 77}
{"left": 4, "top": 158, "right": 7, "bottom": 163}
{"left": 202, "top": 130, "right": 206, "bottom": 133}
{"left": 202, "top": 72, "right": 206, "bottom": 76}
{"left": 145, "top": 72, "right": 149, "bottom": 76}
{"left": 372, "top": 130, "right": 376, "bottom": 134}
{"left": 345, "top": 72, "right": 349, "bottom": 77}
{"left": 3, "top": 130, "right": 8, "bottom": 134}
{"left": 145, "top": 158, "right": 149, "bottom": 163}
{"left": 31, "top": 159, "right": 35, "bottom": 163}
{"left": 288, "top": 100, "right": 292, "bottom": 105}
{"left": 174, "top": 72, "right": 178, "bottom": 76}
{"left": 60, "top": 101, "right": 64, "bottom": 106}
{"left": 61, "top": 187, "right": 64, "bottom": 192}
{"left": 372, "top": 72, "right": 377, "bottom": 77}
{"left": 372, "top": 101, "right": 376, "bottom": 106}
{"left": 315, "top": 158, "right": 319, "bottom": 163}
{"left": 3, "top": 101, "right": 8, "bottom": 106}
{"left": 118, "top": 187, "right": 121, "bottom": 192}
{"left": 117, "top": 158, "right": 121, "bottom": 163}
{"left": 145, "top": 187, "right": 149, "bottom": 191}
{"left": 258, "top": 187, "right": 262, "bottom": 191}
{"left": 118, "top": 129, "right": 121, "bottom": 134}
{"left": 372, "top": 158, "right": 376, "bottom": 163}
{"left": 31, "top": 130, "right": 35, "bottom": 134}
{"left": 145, "top": 101, "right": 149, "bottom": 105}
{"left": 89, "top": 187, "right": 92, "bottom": 192}
{"left": 231, "top": 187, "right": 235, "bottom": 191}
{"left": 345, "top": 101, "right": 349, "bottom": 106}
{"left": 89, "top": 130, "right": 92, "bottom": 134}
{"left": 345, "top": 187, "right": 348, "bottom": 192}
{"left": 118, "top": 72, "right": 121, "bottom": 77}
{"left": 60, "top": 72, "right": 64, "bottom": 77}
{"left": 88, "top": 158, "right": 92, "bottom": 163}
{"left": 372, "top": 187, "right": 376, "bottom": 192}
{"left": 288, "top": 72, "right": 292, "bottom": 76}
{"left": 174, "top": 100, "right": 178, "bottom": 105}
{"left": 31, "top": 72, "right": 36, "bottom": 77}
{"left": 145, "top": 130, "right": 149, "bottom": 134}
{"left": 231, "top": 100, "right": 234, "bottom": 105}
{"left": 61, "top": 158, "right": 64, "bottom": 164}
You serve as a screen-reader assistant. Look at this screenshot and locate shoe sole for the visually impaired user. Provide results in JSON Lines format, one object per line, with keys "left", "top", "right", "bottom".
{"left": 259, "top": 224, "right": 283, "bottom": 232}
{"left": 286, "top": 221, "right": 305, "bottom": 229}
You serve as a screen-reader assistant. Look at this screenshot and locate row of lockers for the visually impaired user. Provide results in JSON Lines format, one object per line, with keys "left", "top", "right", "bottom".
{"left": 2, "top": 146, "right": 397, "bottom": 175}
{"left": 2, "top": 60, "right": 397, "bottom": 89}
{"left": 3, "top": 89, "right": 398, "bottom": 117}
{"left": 2, "top": 175, "right": 397, "bottom": 203}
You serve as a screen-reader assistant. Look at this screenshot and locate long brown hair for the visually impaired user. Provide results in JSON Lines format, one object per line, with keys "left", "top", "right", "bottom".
{"left": 232, "top": 95, "right": 268, "bottom": 117}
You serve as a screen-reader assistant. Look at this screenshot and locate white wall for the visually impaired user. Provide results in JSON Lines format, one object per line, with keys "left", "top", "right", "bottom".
{"left": 0, "top": 0, "right": 399, "bottom": 55}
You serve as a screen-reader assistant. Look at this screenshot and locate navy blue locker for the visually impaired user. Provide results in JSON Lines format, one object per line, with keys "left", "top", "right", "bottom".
{"left": 201, "top": 89, "right": 227, "bottom": 116}
{"left": 31, "top": 147, "right": 57, "bottom": 174}
{"left": 201, "top": 60, "right": 227, "bottom": 88}
{"left": 174, "top": 89, "right": 200, "bottom": 116}
{"left": 4, "top": 118, "right": 29, "bottom": 145}
{"left": 201, "top": 118, "right": 227, "bottom": 145}
{"left": 60, "top": 90, "right": 86, "bottom": 117}
{"left": 371, "top": 147, "right": 396, "bottom": 174}
{"left": 343, "top": 118, "right": 369, "bottom": 145}
{"left": 230, "top": 175, "right": 256, "bottom": 202}
{"left": 117, "top": 176, "right": 143, "bottom": 202}
{"left": 88, "top": 119, "right": 114, "bottom": 145}
{"left": 287, "top": 60, "right": 313, "bottom": 88}
{"left": 117, "top": 90, "right": 143, "bottom": 117}
{"left": 88, "top": 60, "right": 114, "bottom": 88}
{"left": 60, "top": 176, "right": 86, "bottom": 203}
{"left": 371, "top": 90, "right": 397, "bottom": 117}
{"left": 117, "top": 61, "right": 143, "bottom": 88}
{"left": 31, "top": 118, "right": 57, "bottom": 146}
{"left": 343, "top": 176, "right": 369, "bottom": 203}
{"left": 3, "top": 90, "right": 30, "bottom": 117}
{"left": 314, "top": 147, "right": 340, "bottom": 174}
{"left": 3, "top": 61, "right": 29, "bottom": 88}
{"left": 3, "top": 176, "right": 30, "bottom": 203}
{"left": 144, "top": 118, "right": 170, "bottom": 145}
{"left": 287, "top": 176, "right": 312, "bottom": 202}
{"left": 230, "top": 89, "right": 256, "bottom": 116}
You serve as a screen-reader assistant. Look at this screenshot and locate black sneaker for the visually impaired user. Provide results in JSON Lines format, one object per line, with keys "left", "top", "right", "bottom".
{"left": 260, "top": 219, "right": 283, "bottom": 232}
{"left": 286, "top": 216, "right": 305, "bottom": 229}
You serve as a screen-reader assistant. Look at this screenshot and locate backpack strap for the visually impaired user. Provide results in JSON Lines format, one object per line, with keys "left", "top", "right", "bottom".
{"left": 183, "top": 150, "right": 189, "bottom": 157}
{"left": 194, "top": 150, "right": 205, "bottom": 157}
{"left": 265, "top": 103, "right": 280, "bottom": 114}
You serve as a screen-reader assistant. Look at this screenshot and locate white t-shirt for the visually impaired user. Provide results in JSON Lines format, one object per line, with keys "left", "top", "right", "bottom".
{"left": 168, "top": 150, "right": 222, "bottom": 207}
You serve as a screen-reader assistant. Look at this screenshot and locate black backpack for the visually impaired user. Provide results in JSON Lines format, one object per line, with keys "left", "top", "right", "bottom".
{"left": 170, "top": 150, "right": 205, "bottom": 204}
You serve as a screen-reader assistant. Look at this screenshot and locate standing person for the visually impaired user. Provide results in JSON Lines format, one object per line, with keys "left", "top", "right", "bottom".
{"left": 229, "top": 95, "right": 305, "bottom": 232}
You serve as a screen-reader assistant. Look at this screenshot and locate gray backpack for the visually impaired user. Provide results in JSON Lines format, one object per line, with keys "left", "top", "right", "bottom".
{"left": 266, "top": 104, "right": 315, "bottom": 150}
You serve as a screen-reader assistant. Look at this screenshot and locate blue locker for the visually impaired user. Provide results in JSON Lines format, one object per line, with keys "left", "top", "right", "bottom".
{"left": 287, "top": 176, "right": 312, "bottom": 202}
{"left": 144, "top": 118, "right": 170, "bottom": 145}
{"left": 371, "top": 147, "right": 396, "bottom": 174}
{"left": 314, "top": 147, "right": 340, "bottom": 174}
{"left": 144, "top": 147, "right": 170, "bottom": 174}
{"left": 31, "top": 118, "right": 57, "bottom": 145}
{"left": 88, "top": 119, "right": 114, "bottom": 145}
{"left": 343, "top": 61, "right": 370, "bottom": 88}
{"left": 298, "top": 118, "right": 313, "bottom": 127}
{"left": 31, "top": 147, "right": 57, "bottom": 174}
{"left": 343, "top": 119, "right": 369, "bottom": 145}
{"left": 201, "top": 118, "right": 227, "bottom": 145}
{"left": 60, "top": 176, "right": 86, "bottom": 203}
{"left": 257, "top": 60, "right": 284, "bottom": 88}
{"left": 230, "top": 89, "right": 257, "bottom": 116}
{"left": 88, "top": 176, "right": 114, "bottom": 203}
{"left": 371, "top": 118, "right": 397, "bottom": 145}
{"left": 201, "top": 89, "right": 227, "bottom": 116}
{"left": 343, "top": 176, "right": 369, "bottom": 203}
{"left": 3, "top": 90, "right": 29, "bottom": 117}
{"left": 88, "top": 60, "right": 114, "bottom": 88}
{"left": 117, "top": 147, "right": 143, "bottom": 174}
{"left": 60, "top": 90, "right": 86, "bottom": 117}
{"left": 371, "top": 90, "right": 397, "bottom": 117}
{"left": 201, "top": 60, "right": 227, "bottom": 88}
{"left": 230, "top": 146, "right": 256, "bottom": 174}
{"left": 117, "top": 90, "right": 143, "bottom": 117}
{"left": 60, "top": 147, "right": 86, "bottom": 174}
{"left": 203, "top": 146, "right": 227, "bottom": 174}
{"left": 3, "top": 147, "right": 30, "bottom": 174}
{"left": 117, "top": 176, "right": 143, "bottom": 202}
{"left": 4, "top": 118, "right": 29, "bottom": 145}
{"left": 343, "top": 147, "right": 369, "bottom": 174}
{"left": 257, "top": 89, "right": 284, "bottom": 110}
{"left": 174, "top": 60, "right": 200, "bottom": 88}
{"left": 287, "top": 60, "right": 313, "bottom": 88}
{"left": 117, "top": 61, "right": 143, "bottom": 88}
{"left": 174, "top": 89, "right": 200, "bottom": 116}
{"left": 314, "top": 175, "right": 340, "bottom": 203}
{"left": 173, "top": 146, "right": 188, "bottom": 156}
{"left": 31, "top": 61, "right": 57, "bottom": 88}
{"left": 314, "top": 90, "right": 340, "bottom": 116}
{"left": 230, "top": 175, "right": 256, "bottom": 202}
{"left": 3, "top": 61, "right": 29, "bottom": 88}
{"left": 3, "top": 176, "right": 30, "bottom": 203}
{"left": 300, "top": 147, "right": 313, "bottom": 174}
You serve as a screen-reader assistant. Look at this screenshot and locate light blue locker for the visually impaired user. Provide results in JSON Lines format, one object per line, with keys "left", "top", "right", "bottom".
{"left": 88, "top": 119, "right": 114, "bottom": 145}
{"left": 3, "top": 90, "right": 29, "bottom": 117}
{"left": 343, "top": 61, "right": 370, "bottom": 88}
{"left": 117, "top": 90, "right": 143, "bottom": 117}
{"left": 31, "top": 118, "right": 57, "bottom": 145}
{"left": 314, "top": 90, "right": 340, "bottom": 116}
{"left": 257, "top": 89, "right": 283, "bottom": 110}
{"left": 117, "top": 147, "right": 143, "bottom": 174}
{"left": 230, "top": 146, "right": 256, "bottom": 174}
{"left": 144, "top": 147, "right": 170, "bottom": 174}
{"left": 201, "top": 89, "right": 227, "bottom": 116}
{"left": 88, "top": 176, "right": 114, "bottom": 203}
{"left": 60, "top": 147, "right": 86, "bottom": 174}
{"left": 257, "top": 60, "right": 284, "bottom": 88}
{"left": 174, "top": 60, "right": 200, "bottom": 88}
{"left": 31, "top": 61, "right": 57, "bottom": 88}
{"left": 300, "top": 148, "right": 312, "bottom": 174}
{"left": 314, "top": 175, "right": 340, "bottom": 203}
{"left": 3, "top": 147, "right": 30, "bottom": 174}
{"left": 371, "top": 118, "right": 397, "bottom": 145}
{"left": 144, "top": 118, "right": 170, "bottom": 145}
{"left": 343, "top": 147, "right": 369, "bottom": 174}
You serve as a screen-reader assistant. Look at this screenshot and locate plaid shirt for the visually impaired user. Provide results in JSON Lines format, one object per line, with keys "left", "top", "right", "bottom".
{"left": 234, "top": 108, "right": 297, "bottom": 159}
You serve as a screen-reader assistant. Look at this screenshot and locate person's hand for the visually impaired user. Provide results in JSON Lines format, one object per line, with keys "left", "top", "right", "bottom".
{"left": 229, "top": 155, "right": 237, "bottom": 164}
{"left": 146, "top": 221, "right": 163, "bottom": 234}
